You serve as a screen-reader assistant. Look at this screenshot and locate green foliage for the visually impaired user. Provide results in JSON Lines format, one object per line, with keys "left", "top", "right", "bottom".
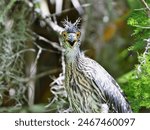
{"left": 119, "top": 3, "right": 150, "bottom": 112}
{"left": 127, "top": 11, "right": 150, "bottom": 51}
{"left": 0, "top": 0, "right": 32, "bottom": 108}
{"left": 119, "top": 53, "right": 150, "bottom": 112}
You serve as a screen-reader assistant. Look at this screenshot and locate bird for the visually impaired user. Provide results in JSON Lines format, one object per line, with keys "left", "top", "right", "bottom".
{"left": 60, "top": 18, "right": 132, "bottom": 113}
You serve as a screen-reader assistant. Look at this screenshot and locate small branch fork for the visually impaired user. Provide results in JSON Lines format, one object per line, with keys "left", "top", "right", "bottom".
{"left": 141, "top": 0, "right": 150, "bottom": 11}
{"left": 137, "top": 1, "right": 150, "bottom": 73}
{"left": 140, "top": 0, "right": 150, "bottom": 17}
{"left": 137, "top": 38, "right": 150, "bottom": 73}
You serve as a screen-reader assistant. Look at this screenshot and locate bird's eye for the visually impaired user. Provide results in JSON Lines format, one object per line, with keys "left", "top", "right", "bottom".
{"left": 76, "top": 31, "right": 81, "bottom": 37}
{"left": 62, "top": 31, "right": 67, "bottom": 37}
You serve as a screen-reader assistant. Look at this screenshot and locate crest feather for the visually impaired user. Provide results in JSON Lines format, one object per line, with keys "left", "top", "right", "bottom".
{"left": 62, "top": 18, "right": 81, "bottom": 33}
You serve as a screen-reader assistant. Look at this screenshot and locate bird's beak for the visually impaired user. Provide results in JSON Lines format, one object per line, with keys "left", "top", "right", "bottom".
{"left": 67, "top": 33, "right": 77, "bottom": 46}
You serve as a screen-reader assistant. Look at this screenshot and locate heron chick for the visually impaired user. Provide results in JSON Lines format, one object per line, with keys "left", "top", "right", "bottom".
{"left": 60, "top": 18, "right": 132, "bottom": 113}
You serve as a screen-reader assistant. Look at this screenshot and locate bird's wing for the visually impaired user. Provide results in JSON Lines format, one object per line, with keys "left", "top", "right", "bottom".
{"left": 81, "top": 56, "right": 132, "bottom": 113}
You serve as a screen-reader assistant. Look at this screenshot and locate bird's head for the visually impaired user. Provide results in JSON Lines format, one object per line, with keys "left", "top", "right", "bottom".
{"left": 60, "top": 18, "right": 81, "bottom": 52}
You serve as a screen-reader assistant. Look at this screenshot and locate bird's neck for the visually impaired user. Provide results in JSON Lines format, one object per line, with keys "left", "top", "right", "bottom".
{"left": 65, "top": 47, "right": 81, "bottom": 64}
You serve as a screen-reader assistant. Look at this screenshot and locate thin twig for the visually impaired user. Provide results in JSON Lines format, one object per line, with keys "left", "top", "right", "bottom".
{"left": 140, "top": 0, "right": 150, "bottom": 17}
{"left": 29, "top": 42, "right": 42, "bottom": 76}
{"left": 141, "top": 0, "right": 150, "bottom": 11}
{"left": 133, "top": 25, "right": 150, "bottom": 29}
{"left": 134, "top": 7, "right": 147, "bottom": 11}
{"left": 32, "top": 32, "right": 63, "bottom": 52}
{"left": 10, "top": 48, "right": 35, "bottom": 58}
{"left": 49, "top": 3, "right": 91, "bottom": 17}
{"left": 14, "top": 68, "right": 61, "bottom": 82}
{"left": 137, "top": 38, "right": 150, "bottom": 73}
{"left": 37, "top": 34, "right": 63, "bottom": 52}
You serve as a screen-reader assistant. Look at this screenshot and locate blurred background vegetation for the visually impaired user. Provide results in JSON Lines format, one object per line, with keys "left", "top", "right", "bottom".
{"left": 0, "top": 0, "right": 150, "bottom": 112}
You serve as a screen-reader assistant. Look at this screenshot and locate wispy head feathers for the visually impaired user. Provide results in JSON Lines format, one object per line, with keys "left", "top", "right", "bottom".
{"left": 62, "top": 17, "right": 81, "bottom": 33}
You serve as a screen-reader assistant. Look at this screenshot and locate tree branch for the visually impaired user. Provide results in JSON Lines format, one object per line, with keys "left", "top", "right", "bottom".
{"left": 140, "top": 0, "right": 150, "bottom": 17}
{"left": 141, "top": 0, "right": 150, "bottom": 11}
